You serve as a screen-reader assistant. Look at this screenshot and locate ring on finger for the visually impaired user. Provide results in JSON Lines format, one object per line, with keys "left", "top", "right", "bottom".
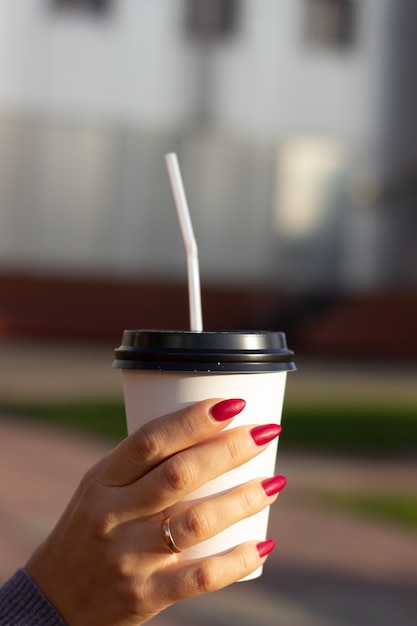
{"left": 162, "top": 516, "right": 182, "bottom": 554}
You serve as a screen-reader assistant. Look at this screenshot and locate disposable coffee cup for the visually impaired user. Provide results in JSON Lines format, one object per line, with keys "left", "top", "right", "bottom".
{"left": 113, "top": 330, "right": 295, "bottom": 580}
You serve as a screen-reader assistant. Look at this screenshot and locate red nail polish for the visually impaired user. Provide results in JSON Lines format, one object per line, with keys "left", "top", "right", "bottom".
{"left": 257, "top": 539, "right": 275, "bottom": 558}
{"left": 251, "top": 423, "right": 282, "bottom": 446}
{"left": 210, "top": 398, "right": 246, "bottom": 422}
{"left": 262, "top": 475, "right": 287, "bottom": 496}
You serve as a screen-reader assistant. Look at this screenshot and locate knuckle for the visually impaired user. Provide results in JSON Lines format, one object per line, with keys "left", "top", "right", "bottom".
{"left": 76, "top": 477, "right": 117, "bottom": 540}
{"left": 120, "top": 579, "right": 148, "bottom": 612}
{"left": 239, "top": 486, "right": 258, "bottom": 514}
{"left": 163, "top": 455, "right": 195, "bottom": 492}
{"left": 120, "top": 583, "right": 145, "bottom": 612}
{"left": 78, "top": 465, "right": 100, "bottom": 493}
{"left": 107, "top": 557, "right": 148, "bottom": 610}
{"left": 184, "top": 506, "right": 213, "bottom": 542}
{"left": 192, "top": 562, "right": 217, "bottom": 594}
{"left": 239, "top": 549, "right": 253, "bottom": 574}
{"left": 224, "top": 433, "right": 244, "bottom": 463}
{"left": 90, "top": 508, "right": 118, "bottom": 541}
{"left": 107, "top": 550, "right": 131, "bottom": 578}
{"left": 239, "top": 551, "right": 255, "bottom": 578}
{"left": 133, "top": 424, "right": 164, "bottom": 464}
{"left": 180, "top": 408, "right": 204, "bottom": 439}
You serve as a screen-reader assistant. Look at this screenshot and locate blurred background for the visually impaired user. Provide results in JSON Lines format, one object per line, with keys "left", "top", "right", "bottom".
{"left": 0, "top": 1, "right": 416, "bottom": 624}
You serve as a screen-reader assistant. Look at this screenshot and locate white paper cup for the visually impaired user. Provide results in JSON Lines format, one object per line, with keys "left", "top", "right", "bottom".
{"left": 113, "top": 330, "right": 295, "bottom": 580}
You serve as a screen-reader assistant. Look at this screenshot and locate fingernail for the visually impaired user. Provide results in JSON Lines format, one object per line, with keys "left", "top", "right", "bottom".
{"left": 257, "top": 539, "right": 276, "bottom": 558}
{"left": 262, "top": 475, "right": 287, "bottom": 496}
{"left": 251, "top": 423, "right": 282, "bottom": 446}
{"left": 210, "top": 398, "right": 246, "bottom": 422}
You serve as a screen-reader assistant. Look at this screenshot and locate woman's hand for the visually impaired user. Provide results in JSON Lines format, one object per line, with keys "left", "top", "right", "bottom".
{"left": 25, "top": 398, "right": 286, "bottom": 626}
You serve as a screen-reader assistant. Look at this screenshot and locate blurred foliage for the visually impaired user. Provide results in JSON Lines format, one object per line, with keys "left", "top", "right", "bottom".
{"left": 281, "top": 403, "right": 417, "bottom": 456}
{"left": 1, "top": 401, "right": 128, "bottom": 441}
{"left": 314, "top": 491, "right": 417, "bottom": 532}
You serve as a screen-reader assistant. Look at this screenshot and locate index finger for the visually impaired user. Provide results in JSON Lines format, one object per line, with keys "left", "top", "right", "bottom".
{"left": 93, "top": 398, "right": 245, "bottom": 487}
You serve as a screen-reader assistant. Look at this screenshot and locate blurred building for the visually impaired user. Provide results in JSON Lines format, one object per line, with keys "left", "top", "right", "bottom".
{"left": 0, "top": 1, "right": 416, "bottom": 349}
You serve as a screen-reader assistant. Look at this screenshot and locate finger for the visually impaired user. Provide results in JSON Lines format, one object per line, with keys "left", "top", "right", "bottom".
{"left": 106, "top": 475, "right": 285, "bottom": 559}
{"left": 152, "top": 541, "right": 276, "bottom": 605}
{"left": 132, "top": 423, "right": 282, "bottom": 513}
{"left": 94, "top": 398, "right": 245, "bottom": 487}
{"left": 169, "top": 475, "right": 287, "bottom": 551}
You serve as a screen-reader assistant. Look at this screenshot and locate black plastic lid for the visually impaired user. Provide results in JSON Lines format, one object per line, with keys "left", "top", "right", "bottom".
{"left": 112, "top": 330, "right": 296, "bottom": 373}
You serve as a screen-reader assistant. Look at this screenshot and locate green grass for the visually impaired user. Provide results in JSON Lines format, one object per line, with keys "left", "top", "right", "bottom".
{"left": 281, "top": 402, "right": 417, "bottom": 455}
{"left": 315, "top": 491, "right": 417, "bottom": 532}
{"left": 1, "top": 399, "right": 416, "bottom": 456}
{"left": 1, "top": 401, "right": 128, "bottom": 441}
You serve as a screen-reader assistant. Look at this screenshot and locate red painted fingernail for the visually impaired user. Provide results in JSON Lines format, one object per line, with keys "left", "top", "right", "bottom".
{"left": 262, "top": 475, "right": 287, "bottom": 496}
{"left": 210, "top": 398, "right": 246, "bottom": 422}
{"left": 257, "top": 539, "right": 276, "bottom": 558}
{"left": 251, "top": 423, "right": 282, "bottom": 446}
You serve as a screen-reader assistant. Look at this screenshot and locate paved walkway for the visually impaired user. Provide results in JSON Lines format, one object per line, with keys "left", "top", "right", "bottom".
{"left": 1, "top": 339, "right": 417, "bottom": 625}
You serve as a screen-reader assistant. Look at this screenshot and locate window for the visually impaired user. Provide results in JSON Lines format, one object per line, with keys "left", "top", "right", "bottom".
{"left": 304, "top": 0, "right": 358, "bottom": 49}
{"left": 185, "top": 0, "right": 240, "bottom": 39}
{"left": 50, "top": 0, "right": 112, "bottom": 17}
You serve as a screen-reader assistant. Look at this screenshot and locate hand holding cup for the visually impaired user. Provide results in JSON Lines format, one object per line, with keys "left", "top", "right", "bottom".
{"left": 25, "top": 398, "right": 286, "bottom": 626}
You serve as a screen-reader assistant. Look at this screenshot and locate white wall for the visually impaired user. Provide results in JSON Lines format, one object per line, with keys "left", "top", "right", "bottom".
{"left": 0, "top": 0, "right": 404, "bottom": 291}
{"left": 0, "top": 0, "right": 198, "bottom": 126}
{"left": 186, "top": 0, "right": 389, "bottom": 147}
{"left": 0, "top": 0, "right": 390, "bottom": 143}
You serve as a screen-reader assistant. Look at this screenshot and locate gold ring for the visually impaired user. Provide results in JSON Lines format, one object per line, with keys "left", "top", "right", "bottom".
{"left": 162, "top": 516, "right": 182, "bottom": 554}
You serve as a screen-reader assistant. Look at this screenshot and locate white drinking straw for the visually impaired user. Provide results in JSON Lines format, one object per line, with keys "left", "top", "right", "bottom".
{"left": 165, "top": 152, "right": 203, "bottom": 332}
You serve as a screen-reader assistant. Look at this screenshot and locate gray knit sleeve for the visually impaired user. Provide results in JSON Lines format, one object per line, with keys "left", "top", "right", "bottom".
{"left": 0, "top": 568, "right": 66, "bottom": 625}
